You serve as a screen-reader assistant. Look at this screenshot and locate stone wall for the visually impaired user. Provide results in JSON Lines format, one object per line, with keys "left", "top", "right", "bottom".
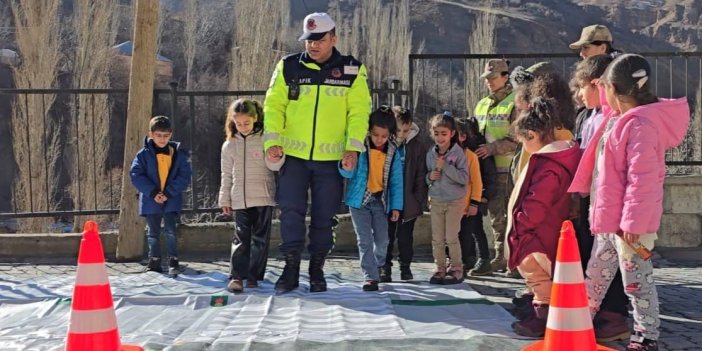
{"left": 1, "top": 176, "right": 699, "bottom": 262}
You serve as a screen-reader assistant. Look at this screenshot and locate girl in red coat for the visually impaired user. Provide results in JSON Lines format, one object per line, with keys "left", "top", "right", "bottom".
{"left": 506, "top": 98, "right": 582, "bottom": 337}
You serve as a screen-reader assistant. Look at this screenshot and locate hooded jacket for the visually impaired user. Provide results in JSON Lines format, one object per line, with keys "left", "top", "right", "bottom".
{"left": 507, "top": 140, "right": 581, "bottom": 270}
{"left": 130, "top": 138, "right": 192, "bottom": 215}
{"left": 568, "top": 98, "right": 690, "bottom": 235}
{"left": 398, "top": 122, "right": 429, "bottom": 220}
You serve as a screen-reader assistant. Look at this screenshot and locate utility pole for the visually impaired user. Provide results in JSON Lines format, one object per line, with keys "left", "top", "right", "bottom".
{"left": 116, "top": 0, "right": 160, "bottom": 261}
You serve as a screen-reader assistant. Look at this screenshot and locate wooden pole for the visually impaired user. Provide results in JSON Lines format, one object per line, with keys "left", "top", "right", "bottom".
{"left": 116, "top": 0, "right": 160, "bottom": 261}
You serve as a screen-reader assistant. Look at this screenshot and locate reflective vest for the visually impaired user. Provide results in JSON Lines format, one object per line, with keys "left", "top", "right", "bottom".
{"left": 263, "top": 49, "right": 371, "bottom": 161}
{"left": 474, "top": 92, "right": 515, "bottom": 172}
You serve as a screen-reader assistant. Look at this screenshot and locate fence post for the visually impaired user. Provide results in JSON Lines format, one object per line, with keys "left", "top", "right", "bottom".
{"left": 391, "top": 79, "right": 401, "bottom": 106}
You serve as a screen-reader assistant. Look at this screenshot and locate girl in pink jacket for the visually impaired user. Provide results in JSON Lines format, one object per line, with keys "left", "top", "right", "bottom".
{"left": 569, "top": 54, "right": 690, "bottom": 351}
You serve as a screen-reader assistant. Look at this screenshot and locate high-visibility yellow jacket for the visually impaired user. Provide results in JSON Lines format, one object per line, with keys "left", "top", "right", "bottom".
{"left": 263, "top": 48, "right": 371, "bottom": 161}
{"left": 474, "top": 92, "right": 516, "bottom": 172}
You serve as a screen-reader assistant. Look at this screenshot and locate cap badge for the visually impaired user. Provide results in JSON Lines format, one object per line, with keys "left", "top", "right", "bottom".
{"left": 306, "top": 19, "right": 317, "bottom": 31}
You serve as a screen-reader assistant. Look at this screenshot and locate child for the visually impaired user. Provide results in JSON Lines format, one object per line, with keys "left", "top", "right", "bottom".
{"left": 381, "top": 106, "right": 428, "bottom": 282}
{"left": 426, "top": 112, "right": 468, "bottom": 285}
{"left": 340, "top": 107, "right": 403, "bottom": 291}
{"left": 456, "top": 117, "right": 496, "bottom": 277}
{"left": 570, "top": 54, "right": 690, "bottom": 351}
{"left": 218, "top": 99, "right": 276, "bottom": 293}
{"left": 130, "top": 116, "right": 192, "bottom": 275}
{"left": 506, "top": 98, "right": 581, "bottom": 337}
{"left": 572, "top": 54, "right": 632, "bottom": 343}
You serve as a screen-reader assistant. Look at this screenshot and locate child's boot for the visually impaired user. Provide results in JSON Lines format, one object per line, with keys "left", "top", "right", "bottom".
{"left": 275, "top": 252, "right": 300, "bottom": 293}
{"left": 400, "top": 265, "right": 413, "bottom": 281}
{"left": 308, "top": 253, "right": 327, "bottom": 293}
{"left": 512, "top": 304, "right": 548, "bottom": 337}
{"left": 380, "top": 265, "right": 392, "bottom": 283}
{"left": 144, "top": 257, "right": 163, "bottom": 273}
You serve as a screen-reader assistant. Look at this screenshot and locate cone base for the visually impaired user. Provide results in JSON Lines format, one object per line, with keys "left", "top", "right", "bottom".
{"left": 120, "top": 345, "right": 144, "bottom": 351}
{"left": 522, "top": 339, "right": 618, "bottom": 351}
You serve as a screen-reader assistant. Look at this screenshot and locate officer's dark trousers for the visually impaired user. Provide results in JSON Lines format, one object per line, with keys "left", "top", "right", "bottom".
{"left": 276, "top": 156, "right": 343, "bottom": 255}
{"left": 229, "top": 206, "right": 273, "bottom": 281}
{"left": 576, "top": 195, "right": 630, "bottom": 317}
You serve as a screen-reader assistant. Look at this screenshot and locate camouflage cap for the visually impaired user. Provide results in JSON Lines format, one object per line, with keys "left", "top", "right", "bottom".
{"left": 569, "top": 25, "right": 613, "bottom": 49}
{"left": 480, "top": 59, "right": 510, "bottom": 79}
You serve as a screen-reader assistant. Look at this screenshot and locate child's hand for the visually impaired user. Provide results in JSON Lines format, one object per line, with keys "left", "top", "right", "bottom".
{"left": 429, "top": 169, "right": 441, "bottom": 181}
{"left": 467, "top": 204, "right": 478, "bottom": 217}
{"left": 341, "top": 151, "right": 358, "bottom": 171}
{"left": 222, "top": 207, "right": 232, "bottom": 216}
{"left": 623, "top": 232, "right": 639, "bottom": 244}
{"left": 435, "top": 156, "right": 445, "bottom": 169}
{"left": 390, "top": 210, "right": 400, "bottom": 222}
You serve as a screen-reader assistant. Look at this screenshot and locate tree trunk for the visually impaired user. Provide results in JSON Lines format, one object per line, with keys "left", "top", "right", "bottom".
{"left": 116, "top": 0, "right": 160, "bottom": 261}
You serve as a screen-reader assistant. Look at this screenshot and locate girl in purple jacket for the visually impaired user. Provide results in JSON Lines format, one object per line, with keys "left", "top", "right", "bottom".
{"left": 507, "top": 98, "right": 581, "bottom": 337}
{"left": 569, "top": 54, "right": 690, "bottom": 351}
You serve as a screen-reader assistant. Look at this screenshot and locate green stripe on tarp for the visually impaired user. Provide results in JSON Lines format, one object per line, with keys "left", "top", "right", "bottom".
{"left": 391, "top": 298, "right": 494, "bottom": 306}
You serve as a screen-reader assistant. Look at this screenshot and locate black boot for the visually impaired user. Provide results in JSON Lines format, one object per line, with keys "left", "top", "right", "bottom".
{"left": 309, "top": 253, "right": 327, "bottom": 293}
{"left": 380, "top": 265, "right": 392, "bottom": 283}
{"left": 400, "top": 265, "right": 413, "bottom": 281}
{"left": 275, "top": 252, "right": 300, "bottom": 293}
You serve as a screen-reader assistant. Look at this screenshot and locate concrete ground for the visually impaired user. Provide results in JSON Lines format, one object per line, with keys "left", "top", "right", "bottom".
{"left": 1, "top": 248, "right": 701, "bottom": 351}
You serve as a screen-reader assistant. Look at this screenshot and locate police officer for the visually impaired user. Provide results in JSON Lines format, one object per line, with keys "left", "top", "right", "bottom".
{"left": 473, "top": 59, "right": 517, "bottom": 273}
{"left": 263, "top": 12, "right": 371, "bottom": 293}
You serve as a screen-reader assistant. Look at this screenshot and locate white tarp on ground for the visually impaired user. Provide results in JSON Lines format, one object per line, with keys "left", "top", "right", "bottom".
{"left": 0, "top": 269, "right": 532, "bottom": 350}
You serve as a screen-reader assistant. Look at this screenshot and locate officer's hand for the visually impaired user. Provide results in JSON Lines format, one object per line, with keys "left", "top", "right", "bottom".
{"left": 267, "top": 146, "right": 283, "bottom": 162}
{"left": 475, "top": 144, "right": 492, "bottom": 159}
{"left": 342, "top": 151, "right": 358, "bottom": 171}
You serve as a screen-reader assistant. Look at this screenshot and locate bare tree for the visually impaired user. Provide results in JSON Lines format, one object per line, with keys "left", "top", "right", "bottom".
{"left": 330, "top": 0, "right": 413, "bottom": 91}
{"left": 10, "top": 0, "right": 63, "bottom": 232}
{"left": 69, "top": 0, "right": 119, "bottom": 231}
{"left": 465, "top": 4, "right": 497, "bottom": 113}
{"left": 0, "top": 5, "right": 12, "bottom": 46}
{"left": 182, "top": 0, "right": 216, "bottom": 89}
{"left": 228, "top": 0, "right": 290, "bottom": 91}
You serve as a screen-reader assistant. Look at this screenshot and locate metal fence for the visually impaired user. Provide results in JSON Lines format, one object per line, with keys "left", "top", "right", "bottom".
{"left": 0, "top": 82, "right": 409, "bottom": 223}
{"left": 409, "top": 52, "right": 702, "bottom": 171}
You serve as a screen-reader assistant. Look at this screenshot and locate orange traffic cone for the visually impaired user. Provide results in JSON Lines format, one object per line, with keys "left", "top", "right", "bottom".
{"left": 522, "top": 220, "right": 616, "bottom": 351}
{"left": 65, "top": 221, "right": 143, "bottom": 351}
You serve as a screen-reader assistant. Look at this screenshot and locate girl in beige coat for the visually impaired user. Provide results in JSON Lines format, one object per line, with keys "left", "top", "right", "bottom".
{"left": 218, "top": 99, "right": 276, "bottom": 293}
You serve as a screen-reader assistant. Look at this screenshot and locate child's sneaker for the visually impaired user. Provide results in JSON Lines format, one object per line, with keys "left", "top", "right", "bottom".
{"left": 468, "top": 258, "right": 493, "bottom": 276}
{"left": 168, "top": 257, "right": 180, "bottom": 275}
{"left": 362, "top": 280, "right": 379, "bottom": 291}
{"left": 429, "top": 267, "right": 446, "bottom": 284}
{"left": 227, "top": 279, "right": 243, "bottom": 293}
{"left": 143, "top": 257, "right": 163, "bottom": 273}
{"left": 626, "top": 333, "right": 658, "bottom": 351}
{"left": 443, "top": 265, "right": 464, "bottom": 285}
